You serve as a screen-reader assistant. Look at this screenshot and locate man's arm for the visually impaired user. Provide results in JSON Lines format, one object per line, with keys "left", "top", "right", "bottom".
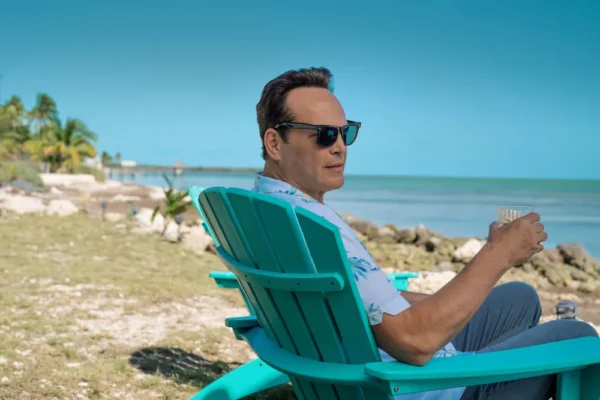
{"left": 400, "top": 291, "right": 430, "bottom": 305}
{"left": 371, "top": 214, "right": 546, "bottom": 366}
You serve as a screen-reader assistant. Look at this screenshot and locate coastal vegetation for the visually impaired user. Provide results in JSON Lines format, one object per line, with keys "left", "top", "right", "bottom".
{"left": 151, "top": 173, "right": 194, "bottom": 237}
{"left": 0, "top": 93, "right": 104, "bottom": 187}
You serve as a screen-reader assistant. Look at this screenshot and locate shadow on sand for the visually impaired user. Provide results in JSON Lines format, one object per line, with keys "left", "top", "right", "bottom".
{"left": 129, "top": 347, "right": 295, "bottom": 399}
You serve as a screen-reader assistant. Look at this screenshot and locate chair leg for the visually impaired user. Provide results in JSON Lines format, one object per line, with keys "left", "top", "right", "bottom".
{"left": 580, "top": 364, "right": 600, "bottom": 400}
{"left": 557, "top": 370, "right": 581, "bottom": 399}
{"left": 189, "top": 358, "right": 290, "bottom": 400}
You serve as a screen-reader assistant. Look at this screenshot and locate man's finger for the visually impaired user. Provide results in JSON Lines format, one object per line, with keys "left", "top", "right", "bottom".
{"left": 537, "top": 231, "right": 548, "bottom": 243}
{"left": 535, "top": 243, "right": 545, "bottom": 253}
{"left": 524, "top": 212, "right": 541, "bottom": 223}
{"left": 489, "top": 221, "right": 502, "bottom": 231}
{"left": 534, "top": 223, "right": 545, "bottom": 233}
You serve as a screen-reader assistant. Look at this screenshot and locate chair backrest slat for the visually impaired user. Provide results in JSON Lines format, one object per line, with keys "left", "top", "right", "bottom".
{"left": 202, "top": 189, "right": 319, "bottom": 399}
{"left": 198, "top": 190, "right": 294, "bottom": 349}
{"left": 225, "top": 189, "right": 336, "bottom": 399}
{"left": 198, "top": 187, "right": 390, "bottom": 400}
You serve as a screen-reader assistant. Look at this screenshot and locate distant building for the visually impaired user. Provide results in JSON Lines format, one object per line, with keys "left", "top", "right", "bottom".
{"left": 121, "top": 160, "right": 137, "bottom": 168}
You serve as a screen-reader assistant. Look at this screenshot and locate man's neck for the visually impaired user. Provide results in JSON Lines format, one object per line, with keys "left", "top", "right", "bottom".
{"left": 262, "top": 163, "right": 325, "bottom": 203}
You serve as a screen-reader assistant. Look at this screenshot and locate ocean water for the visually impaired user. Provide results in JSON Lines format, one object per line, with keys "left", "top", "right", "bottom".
{"left": 115, "top": 171, "right": 600, "bottom": 259}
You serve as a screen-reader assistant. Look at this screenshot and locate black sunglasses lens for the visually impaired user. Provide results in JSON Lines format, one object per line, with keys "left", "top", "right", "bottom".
{"left": 317, "top": 127, "right": 339, "bottom": 147}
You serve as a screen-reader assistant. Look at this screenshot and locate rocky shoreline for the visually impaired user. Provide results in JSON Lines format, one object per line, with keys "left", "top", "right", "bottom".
{"left": 342, "top": 214, "right": 600, "bottom": 295}
{"left": 2, "top": 173, "right": 599, "bottom": 295}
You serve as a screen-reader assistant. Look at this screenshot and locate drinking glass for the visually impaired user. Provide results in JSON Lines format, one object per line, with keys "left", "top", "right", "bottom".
{"left": 497, "top": 206, "right": 534, "bottom": 224}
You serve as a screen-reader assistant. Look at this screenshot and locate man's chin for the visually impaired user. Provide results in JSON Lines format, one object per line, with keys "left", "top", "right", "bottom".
{"left": 322, "top": 175, "right": 345, "bottom": 191}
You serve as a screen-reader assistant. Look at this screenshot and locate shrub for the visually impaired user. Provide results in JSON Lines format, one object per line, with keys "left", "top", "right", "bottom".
{"left": 0, "top": 161, "right": 44, "bottom": 188}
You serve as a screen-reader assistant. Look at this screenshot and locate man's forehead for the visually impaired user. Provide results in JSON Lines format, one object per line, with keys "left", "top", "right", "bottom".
{"left": 286, "top": 87, "right": 347, "bottom": 125}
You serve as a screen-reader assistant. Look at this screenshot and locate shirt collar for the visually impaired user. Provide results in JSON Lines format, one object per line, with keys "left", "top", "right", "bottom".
{"left": 253, "top": 171, "right": 298, "bottom": 194}
{"left": 253, "top": 172, "right": 320, "bottom": 203}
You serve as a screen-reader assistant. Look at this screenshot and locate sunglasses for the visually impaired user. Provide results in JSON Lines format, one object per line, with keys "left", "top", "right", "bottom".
{"left": 273, "top": 120, "right": 361, "bottom": 148}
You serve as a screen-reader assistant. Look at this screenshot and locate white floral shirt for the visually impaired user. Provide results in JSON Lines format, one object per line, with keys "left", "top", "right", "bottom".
{"left": 252, "top": 172, "right": 466, "bottom": 400}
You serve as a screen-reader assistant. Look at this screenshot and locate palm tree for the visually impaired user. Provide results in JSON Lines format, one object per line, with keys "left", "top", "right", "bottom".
{"left": 0, "top": 96, "right": 30, "bottom": 158}
{"left": 24, "top": 117, "right": 97, "bottom": 172}
{"left": 27, "top": 93, "right": 57, "bottom": 138}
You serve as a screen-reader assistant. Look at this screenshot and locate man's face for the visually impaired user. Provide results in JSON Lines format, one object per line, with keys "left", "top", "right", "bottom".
{"left": 276, "top": 87, "right": 349, "bottom": 197}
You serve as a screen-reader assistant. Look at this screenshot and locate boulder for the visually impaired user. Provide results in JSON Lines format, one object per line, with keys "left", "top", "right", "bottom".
{"left": 578, "top": 281, "right": 597, "bottom": 294}
{"left": 46, "top": 200, "right": 79, "bottom": 217}
{"left": 395, "top": 228, "right": 417, "bottom": 244}
{"left": 414, "top": 224, "right": 432, "bottom": 246}
{"left": 377, "top": 226, "right": 397, "bottom": 244}
{"left": 558, "top": 244, "right": 600, "bottom": 277}
{"left": 349, "top": 219, "right": 379, "bottom": 240}
{"left": 539, "top": 263, "right": 571, "bottom": 287}
{"left": 453, "top": 239, "right": 485, "bottom": 263}
{"left": 182, "top": 225, "right": 214, "bottom": 254}
{"left": 0, "top": 193, "right": 46, "bottom": 214}
{"left": 134, "top": 207, "right": 165, "bottom": 234}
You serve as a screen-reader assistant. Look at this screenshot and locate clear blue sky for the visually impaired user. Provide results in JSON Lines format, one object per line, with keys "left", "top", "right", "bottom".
{"left": 1, "top": 0, "right": 599, "bottom": 180}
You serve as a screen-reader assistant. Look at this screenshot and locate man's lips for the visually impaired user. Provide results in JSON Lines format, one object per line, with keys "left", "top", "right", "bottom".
{"left": 325, "top": 163, "right": 344, "bottom": 171}
{"left": 326, "top": 163, "right": 344, "bottom": 170}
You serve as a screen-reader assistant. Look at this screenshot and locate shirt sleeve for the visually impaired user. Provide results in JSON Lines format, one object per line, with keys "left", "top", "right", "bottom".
{"left": 349, "top": 256, "right": 410, "bottom": 325}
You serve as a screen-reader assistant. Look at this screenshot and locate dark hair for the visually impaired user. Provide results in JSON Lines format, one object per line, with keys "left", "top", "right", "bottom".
{"left": 256, "top": 67, "right": 333, "bottom": 160}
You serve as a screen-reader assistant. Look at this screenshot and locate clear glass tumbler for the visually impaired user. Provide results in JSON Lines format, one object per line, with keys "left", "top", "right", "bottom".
{"left": 497, "top": 206, "right": 534, "bottom": 224}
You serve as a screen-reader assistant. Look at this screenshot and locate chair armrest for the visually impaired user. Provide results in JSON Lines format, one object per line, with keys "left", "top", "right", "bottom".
{"left": 387, "top": 272, "right": 419, "bottom": 291}
{"left": 209, "top": 271, "right": 418, "bottom": 290}
{"left": 209, "top": 271, "right": 239, "bottom": 289}
{"left": 364, "top": 337, "right": 600, "bottom": 394}
{"left": 234, "top": 326, "right": 381, "bottom": 388}
{"left": 226, "top": 316, "right": 260, "bottom": 329}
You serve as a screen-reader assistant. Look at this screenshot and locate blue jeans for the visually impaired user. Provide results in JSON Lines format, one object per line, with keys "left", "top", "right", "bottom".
{"left": 453, "top": 282, "right": 598, "bottom": 400}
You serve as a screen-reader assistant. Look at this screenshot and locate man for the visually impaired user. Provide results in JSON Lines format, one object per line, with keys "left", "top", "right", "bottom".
{"left": 251, "top": 67, "right": 598, "bottom": 400}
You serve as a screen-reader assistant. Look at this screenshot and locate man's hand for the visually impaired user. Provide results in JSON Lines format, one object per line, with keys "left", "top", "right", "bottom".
{"left": 485, "top": 212, "right": 547, "bottom": 270}
{"left": 371, "top": 212, "right": 548, "bottom": 366}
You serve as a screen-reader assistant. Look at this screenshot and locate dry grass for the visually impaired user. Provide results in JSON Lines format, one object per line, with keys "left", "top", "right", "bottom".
{"left": 0, "top": 213, "right": 295, "bottom": 399}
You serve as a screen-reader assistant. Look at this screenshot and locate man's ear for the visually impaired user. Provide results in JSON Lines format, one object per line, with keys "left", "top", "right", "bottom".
{"left": 263, "top": 128, "right": 282, "bottom": 161}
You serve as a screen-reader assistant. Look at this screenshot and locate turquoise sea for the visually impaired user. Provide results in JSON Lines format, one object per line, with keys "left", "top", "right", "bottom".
{"left": 115, "top": 172, "right": 600, "bottom": 259}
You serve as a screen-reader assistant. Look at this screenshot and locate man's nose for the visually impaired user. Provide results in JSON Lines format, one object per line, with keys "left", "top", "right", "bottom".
{"left": 329, "top": 132, "right": 347, "bottom": 155}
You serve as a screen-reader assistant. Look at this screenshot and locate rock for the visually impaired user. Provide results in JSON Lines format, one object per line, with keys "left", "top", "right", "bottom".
{"left": 109, "top": 194, "right": 142, "bottom": 203}
{"left": 414, "top": 224, "right": 432, "bottom": 245}
{"left": 0, "top": 193, "right": 46, "bottom": 214}
{"left": 163, "top": 221, "right": 181, "bottom": 242}
{"left": 431, "top": 261, "right": 455, "bottom": 272}
{"left": 453, "top": 239, "right": 485, "bottom": 263}
{"left": 149, "top": 188, "right": 166, "bottom": 200}
{"left": 530, "top": 249, "right": 564, "bottom": 269}
{"left": 40, "top": 173, "right": 96, "bottom": 186}
{"left": 578, "top": 282, "right": 597, "bottom": 294}
{"left": 408, "top": 271, "right": 456, "bottom": 294}
{"left": 427, "top": 237, "right": 456, "bottom": 258}
{"left": 134, "top": 208, "right": 165, "bottom": 234}
{"left": 570, "top": 268, "right": 591, "bottom": 282}
{"left": 558, "top": 244, "right": 599, "bottom": 277}
{"left": 349, "top": 219, "right": 379, "bottom": 240}
{"left": 425, "top": 237, "right": 440, "bottom": 252}
{"left": 395, "top": 228, "right": 417, "bottom": 244}
{"left": 377, "top": 226, "right": 396, "bottom": 244}
{"left": 540, "top": 263, "right": 571, "bottom": 287}
{"left": 451, "top": 237, "right": 471, "bottom": 248}
{"left": 391, "top": 244, "right": 437, "bottom": 271}
{"left": 46, "top": 200, "right": 78, "bottom": 217}
{"left": 182, "top": 226, "right": 214, "bottom": 254}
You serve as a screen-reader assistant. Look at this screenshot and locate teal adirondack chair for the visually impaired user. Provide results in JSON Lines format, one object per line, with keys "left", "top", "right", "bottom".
{"left": 189, "top": 186, "right": 600, "bottom": 400}
{"left": 190, "top": 185, "right": 418, "bottom": 311}
{"left": 189, "top": 184, "right": 419, "bottom": 395}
